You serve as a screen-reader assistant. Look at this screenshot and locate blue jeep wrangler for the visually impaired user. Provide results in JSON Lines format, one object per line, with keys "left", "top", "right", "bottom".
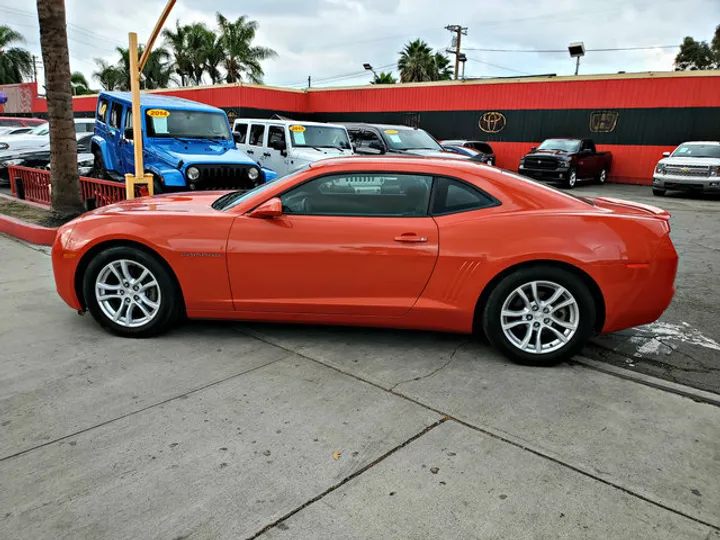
{"left": 90, "top": 91, "right": 277, "bottom": 192}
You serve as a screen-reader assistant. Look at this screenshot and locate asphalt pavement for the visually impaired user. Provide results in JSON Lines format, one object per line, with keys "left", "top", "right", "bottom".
{"left": 1, "top": 224, "right": 719, "bottom": 539}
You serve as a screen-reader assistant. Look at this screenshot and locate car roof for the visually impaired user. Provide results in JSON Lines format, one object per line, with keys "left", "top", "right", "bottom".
{"left": 233, "top": 119, "right": 346, "bottom": 128}
{"left": 337, "top": 122, "right": 424, "bottom": 131}
{"left": 677, "top": 141, "right": 720, "bottom": 145}
{"left": 99, "top": 91, "right": 222, "bottom": 113}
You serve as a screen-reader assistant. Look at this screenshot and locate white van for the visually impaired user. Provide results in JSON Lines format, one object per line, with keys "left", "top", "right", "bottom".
{"left": 232, "top": 119, "right": 354, "bottom": 177}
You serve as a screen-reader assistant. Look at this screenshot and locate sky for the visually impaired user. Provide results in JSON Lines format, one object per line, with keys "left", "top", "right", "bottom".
{"left": 2, "top": 0, "right": 719, "bottom": 90}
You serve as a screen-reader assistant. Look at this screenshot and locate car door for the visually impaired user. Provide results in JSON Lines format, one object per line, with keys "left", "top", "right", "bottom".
{"left": 263, "top": 124, "right": 288, "bottom": 176}
{"left": 106, "top": 101, "right": 125, "bottom": 172}
{"left": 245, "top": 122, "right": 266, "bottom": 165}
{"left": 226, "top": 172, "right": 439, "bottom": 316}
{"left": 120, "top": 106, "right": 135, "bottom": 175}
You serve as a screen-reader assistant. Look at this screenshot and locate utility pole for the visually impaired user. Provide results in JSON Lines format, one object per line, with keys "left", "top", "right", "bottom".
{"left": 445, "top": 24, "right": 468, "bottom": 80}
{"left": 308, "top": 75, "right": 311, "bottom": 88}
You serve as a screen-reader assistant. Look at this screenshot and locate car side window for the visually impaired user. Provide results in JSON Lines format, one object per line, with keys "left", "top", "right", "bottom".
{"left": 97, "top": 99, "right": 109, "bottom": 124}
{"left": 431, "top": 177, "right": 498, "bottom": 215}
{"left": 357, "top": 130, "right": 384, "bottom": 152}
{"left": 109, "top": 103, "right": 123, "bottom": 129}
{"left": 234, "top": 123, "right": 248, "bottom": 144}
{"left": 267, "top": 125, "right": 285, "bottom": 149}
{"left": 280, "top": 173, "right": 433, "bottom": 217}
{"left": 249, "top": 124, "right": 265, "bottom": 146}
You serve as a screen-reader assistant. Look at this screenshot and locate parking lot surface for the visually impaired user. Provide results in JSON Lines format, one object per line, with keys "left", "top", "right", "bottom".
{"left": 1, "top": 189, "right": 720, "bottom": 539}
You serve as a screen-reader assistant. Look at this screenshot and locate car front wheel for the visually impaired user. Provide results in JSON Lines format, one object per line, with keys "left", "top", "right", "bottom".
{"left": 83, "top": 246, "right": 181, "bottom": 338}
{"left": 566, "top": 168, "right": 578, "bottom": 189}
{"left": 482, "top": 266, "right": 596, "bottom": 366}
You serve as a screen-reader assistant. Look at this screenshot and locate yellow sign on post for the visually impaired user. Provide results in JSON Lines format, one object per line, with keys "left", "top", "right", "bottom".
{"left": 124, "top": 0, "right": 176, "bottom": 200}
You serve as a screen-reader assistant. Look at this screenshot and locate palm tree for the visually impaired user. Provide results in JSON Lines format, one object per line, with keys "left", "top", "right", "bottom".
{"left": 93, "top": 58, "right": 123, "bottom": 90}
{"left": 205, "top": 35, "right": 225, "bottom": 85}
{"left": 184, "top": 23, "right": 214, "bottom": 85}
{"left": 35, "top": 0, "right": 84, "bottom": 219}
{"left": 398, "top": 39, "right": 436, "bottom": 82}
{"left": 0, "top": 25, "right": 33, "bottom": 84}
{"left": 371, "top": 72, "right": 397, "bottom": 84}
{"left": 70, "top": 71, "right": 93, "bottom": 95}
{"left": 163, "top": 20, "right": 192, "bottom": 86}
{"left": 434, "top": 53, "right": 453, "bottom": 81}
{"left": 216, "top": 13, "right": 277, "bottom": 84}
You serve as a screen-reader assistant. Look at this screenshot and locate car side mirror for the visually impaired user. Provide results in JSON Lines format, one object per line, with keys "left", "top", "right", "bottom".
{"left": 124, "top": 128, "right": 133, "bottom": 140}
{"left": 530, "top": 146, "right": 536, "bottom": 152}
{"left": 269, "top": 139, "right": 286, "bottom": 151}
{"left": 248, "top": 197, "right": 283, "bottom": 219}
{"left": 369, "top": 140, "right": 385, "bottom": 153}
{"left": 233, "top": 132, "right": 242, "bottom": 144}
{"left": 662, "top": 151, "right": 671, "bottom": 157}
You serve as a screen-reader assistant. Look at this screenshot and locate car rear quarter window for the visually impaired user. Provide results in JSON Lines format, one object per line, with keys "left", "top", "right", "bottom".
{"left": 431, "top": 177, "right": 499, "bottom": 215}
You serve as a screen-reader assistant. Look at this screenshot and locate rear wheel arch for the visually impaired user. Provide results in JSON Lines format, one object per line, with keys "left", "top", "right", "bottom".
{"left": 74, "top": 239, "right": 185, "bottom": 313}
{"left": 473, "top": 259, "right": 606, "bottom": 336}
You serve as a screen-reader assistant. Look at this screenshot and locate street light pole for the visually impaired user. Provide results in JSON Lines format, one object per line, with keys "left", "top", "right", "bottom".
{"left": 124, "top": 0, "right": 176, "bottom": 200}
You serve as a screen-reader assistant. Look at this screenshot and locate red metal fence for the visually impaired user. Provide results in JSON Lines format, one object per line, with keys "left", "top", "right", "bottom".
{"left": 8, "top": 166, "right": 147, "bottom": 208}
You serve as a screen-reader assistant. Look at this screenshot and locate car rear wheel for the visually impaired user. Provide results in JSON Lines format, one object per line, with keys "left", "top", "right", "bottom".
{"left": 597, "top": 168, "right": 608, "bottom": 184}
{"left": 652, "top": 188, "right": 666, "bottom": 197}
{"left": 566, "top": 168, "right": 578, "bottom": 189}
{"left": 92, "top": 149, "right": 108, "bottom": 180}
{"left": 83, "top": 246, "right": 181, "bottom": 338}
{"left": 482, "top": 265, "right": 596, "bottom": 366}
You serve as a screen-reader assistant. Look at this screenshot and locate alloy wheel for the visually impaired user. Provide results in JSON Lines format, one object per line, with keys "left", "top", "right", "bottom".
{"left": 500, "top": 280, "right": 580, "bottom": 355}
{"left": 94, "top": 259, "right": 162, "bottom": 328}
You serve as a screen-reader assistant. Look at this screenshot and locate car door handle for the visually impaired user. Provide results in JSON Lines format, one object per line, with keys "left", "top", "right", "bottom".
{"left": 263, "top": 152, "right": 271, "bottom": 157}
{"left": 247, "top": 149, "right": 254, "bottom": 154}
{"left": 394, "top": 234, "right": 427, "bottom": 243}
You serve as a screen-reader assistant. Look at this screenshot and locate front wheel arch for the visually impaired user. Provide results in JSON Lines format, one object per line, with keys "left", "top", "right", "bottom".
{"left": 74, "top": 239, "right": 186, "bottom": 315}
{"left": 473, "top": 259, "right": 606, "bottom": 337}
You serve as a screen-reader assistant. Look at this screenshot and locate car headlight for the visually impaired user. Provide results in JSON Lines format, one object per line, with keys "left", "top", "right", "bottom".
{"left": 186, "top": 166, "right": 200, "bottom": 181}
{"left": 655, "top": 164, "right": 666, "bottom": 174}
{"left": 710, "top": 166, "right": 720, "bottom": 177}
{"left": 247, "top": 167, "right": 259, "bottom": 181}
{"left": 0, "top": 143, "right": 9, "bottom": 150}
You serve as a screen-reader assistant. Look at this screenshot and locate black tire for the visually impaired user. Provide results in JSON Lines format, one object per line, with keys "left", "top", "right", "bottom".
{"left": 482, "top": 265, "right": 597, "bottom": 366}
{"left": 652, "top": 188, "right": 666, "bottom": 197}
{"left": 565, "top": 167, "right": 578, "bottom": 189}
{"left": 597, "top": 168, "right": 608, "bottom": 184}
{"left": 152, "top": 174, "right": 164, "bottom": 195}
{"left": 83, "top": 246, "right": 181, "bottom": 338}
{"left": 92, "top": 149, "right": 108, "bottom": 180}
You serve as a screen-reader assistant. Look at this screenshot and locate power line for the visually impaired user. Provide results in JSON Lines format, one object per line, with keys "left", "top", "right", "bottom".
{"left": 465, "top": 57, "right": 531, "bottom": 76}
{"left": 464, "top": 45, "right": 679, "bottom": 53}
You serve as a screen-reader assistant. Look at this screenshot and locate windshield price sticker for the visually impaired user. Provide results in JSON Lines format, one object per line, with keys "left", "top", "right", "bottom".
{"left": 388, "top": 134, "right": 402, "bottom": 143}
{"left": 290, "top": 125, "right": 306, "bottom": 133}
{"left": 384, "top": 129, "right": 399, "bottom": 135}
{"left": 147, "top": 109, "right": 170, "bottom": 118}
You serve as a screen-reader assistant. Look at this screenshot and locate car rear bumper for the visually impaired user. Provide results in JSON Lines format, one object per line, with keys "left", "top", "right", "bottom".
{"left": 653, "top": 175, "right": 720, "bottom": 193}
{"left": 518, "top": 166, "right": 570, "bottom": 181}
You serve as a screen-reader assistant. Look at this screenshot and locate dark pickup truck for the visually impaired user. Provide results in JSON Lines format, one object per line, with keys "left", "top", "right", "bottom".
{"left": 518, "top": 138, "right": 612, "bottom": 188}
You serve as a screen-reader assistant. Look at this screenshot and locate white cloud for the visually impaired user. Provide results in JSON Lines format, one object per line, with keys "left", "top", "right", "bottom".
{"left": 3, "top": 0, "right": 718, "bottom": 90}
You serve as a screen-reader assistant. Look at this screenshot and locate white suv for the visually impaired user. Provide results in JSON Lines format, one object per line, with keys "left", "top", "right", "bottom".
{"left": 232, "top": 119, "right": 354, "bottom": 178}
{"left": 652, "top": 141, "right": 720, "bottom": 196}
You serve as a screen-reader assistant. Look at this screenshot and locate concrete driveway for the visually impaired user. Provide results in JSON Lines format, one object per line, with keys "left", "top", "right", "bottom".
{"left": 1, "top": 221, "right": 719, "bottom": 538}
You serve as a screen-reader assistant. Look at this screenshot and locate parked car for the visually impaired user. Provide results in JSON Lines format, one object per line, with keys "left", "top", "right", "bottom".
{"left": 0, "top": 126, "right": 42, "bottom": 137}
{"left": 90, "top": 92, "right": 277, "bottom": 193}
{"left": 52, "top": 157, "right": 677, "bottom": 367}
{"left": 518, "top": 138, "right": 612, "bottom": 188}
{"left": 652, "top": 141, "right": 720, "bottom": 197}
{"left": 0, "top": 119, "right": 94, "bottom": 158}
{"left": 341, "top": 123, "right": 465, "bottom": 159}
{"left": 0, "top": 116, "right": 47, "bottom": 130}
{"left": 441, "top": 140, "right": 496, "bottom": 165}
{"left": 233, "top": 119, "right": 353, "bottom": 177}
{"left": 0, "top": 133, "right": 93, "bottom": 185}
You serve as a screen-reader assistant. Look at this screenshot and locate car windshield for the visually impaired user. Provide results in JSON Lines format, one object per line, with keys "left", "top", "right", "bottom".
{"left": 671, "top": 144, "right": 720, "bottom": 159}
{"left": 381, "top": 128, "right": 442, "bottom": 151}
{"left": 213, "top": 166, "right": 311, "bottom": 211}
{"left": 30, "top": 124, "right": 49, "bottom": 136}
{"left": 289, "top": 125, "right": 351, "bottom": 150}
{"left": 537, "top": 139, "right": 581, "bottom": 152}
{"left": 145, "top": 110, "right": 231, "bottom": 140}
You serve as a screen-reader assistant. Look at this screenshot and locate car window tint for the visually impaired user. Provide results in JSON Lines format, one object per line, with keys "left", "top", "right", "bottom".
{"left": 124, "top": 110, "right": 133, "bottom": 130}
{"left": 97, "top": 99, "right": 109, "bottom": 123}
{"left": 268, "top": 125, "right": 285, "bottom": 147}
{"left": 234, "top": 123, "right": 248, "bottom": 143}
{"left": 431, "top": 177, "right": 498, "bottom": 215}
{"left": 280, "top": 173, "right": 433, "bottom": 217}
{"left": 357, "top": 130, "right": 383, "bottom": 151}
{"left": 249, "top": 124, "right": 265, "bottom": 146}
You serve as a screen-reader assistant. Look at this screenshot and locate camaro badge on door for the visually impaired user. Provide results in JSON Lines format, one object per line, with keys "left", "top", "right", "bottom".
{"left": 479, "top": 112, "right": 506, "bottom": 133}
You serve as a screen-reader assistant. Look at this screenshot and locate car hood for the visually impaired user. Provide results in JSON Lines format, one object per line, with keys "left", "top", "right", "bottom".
{"left": 292, "top": 147, "right": 353, "bottom": 161}
{"left": 658, "top": 157, "right": 720, "bottom": 166}
{"left": 526, "top": 150, "right": 572, "bottom": 158}
{"left": 147, "top": 140, "right": 258, "bottom": 166}
{"left": 87, "top": 191, "right": 227, "bottom": 218}
{"left": 399, "top": 149, "right": 468, "bottom": 159}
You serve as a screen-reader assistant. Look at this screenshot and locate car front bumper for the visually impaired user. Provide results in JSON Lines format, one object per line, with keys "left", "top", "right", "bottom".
{"left": 518, "top": 165, "right": 570, "bottom": 181}
{"left": 653, "top": 174, "right": 720, "bottom": 193}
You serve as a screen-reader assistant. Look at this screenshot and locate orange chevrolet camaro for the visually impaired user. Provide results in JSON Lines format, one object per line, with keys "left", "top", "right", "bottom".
{"left": 52, "top": 157, "right": 678, "bottom": 366}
